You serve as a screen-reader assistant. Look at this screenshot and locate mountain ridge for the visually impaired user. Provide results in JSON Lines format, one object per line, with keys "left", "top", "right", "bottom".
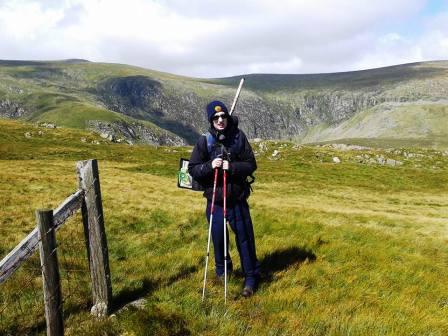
{"left": 1, "top": 59, "right": 447, "bottom": 148}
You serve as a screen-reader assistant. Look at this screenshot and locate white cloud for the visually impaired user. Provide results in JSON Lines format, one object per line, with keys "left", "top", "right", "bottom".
{"left": 0, "top": 0, "right": 447, "bottom": 77}
{"left": 353, "top": 8, "right": 448, "bottom": 71}
{"left": 0, "top": 1, "right": 63, "bottom": 41}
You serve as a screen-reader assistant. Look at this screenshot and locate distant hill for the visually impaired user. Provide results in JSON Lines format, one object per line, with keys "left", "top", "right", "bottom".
{"left": 1, "top": 59, "right": 447, "bottom": 148}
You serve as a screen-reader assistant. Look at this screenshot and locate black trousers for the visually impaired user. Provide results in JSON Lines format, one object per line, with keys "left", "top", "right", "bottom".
{"left": 206, "top": 199, "right": 260, "bottom": 287}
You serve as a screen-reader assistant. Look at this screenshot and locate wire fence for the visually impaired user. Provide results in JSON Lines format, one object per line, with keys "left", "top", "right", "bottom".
{"left": 0, "top": 252, "right": 44, "bottom": 335}
{"left": 1, "top": 159, "right": 110, "bottom": 335}
{"left": 0, "top": 213, "right": 90, "bottom": 335}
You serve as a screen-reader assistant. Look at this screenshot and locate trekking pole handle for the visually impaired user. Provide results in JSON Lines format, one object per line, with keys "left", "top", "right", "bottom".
{"left": 229, "top": 77, "right": 244, "bottom": 116}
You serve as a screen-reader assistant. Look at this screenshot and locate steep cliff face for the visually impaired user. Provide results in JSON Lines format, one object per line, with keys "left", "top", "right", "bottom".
{"left": 209, "top": 62, "right": 448, "bottom": 142}
{"left": 98, "top": 76, "right": 163, "bottom": 115}
{"left": 96, "top": 75, "right": 448, "bottom": 143}
{"left": 232, "top": 91, "right": 382, "bottom": 139}
{"left": 222, "top": 74, "right": 448, "bottom": 142}
{"left": 95, "top": 77, "right": 385, "bottom": 141}
{"left": 97, "top": 76, "right": 205, "bottom": 143}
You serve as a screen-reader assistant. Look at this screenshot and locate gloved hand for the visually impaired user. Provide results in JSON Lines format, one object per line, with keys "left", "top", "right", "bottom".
{"left": 212, "top": 158, "right": 223, "bottom": 169}
{"left": 222, "top": 160, "right": 229, "bottom": 170}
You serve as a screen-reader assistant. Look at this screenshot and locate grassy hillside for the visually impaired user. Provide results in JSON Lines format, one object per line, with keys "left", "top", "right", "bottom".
{"left": 1, "top": 59, "right": 448, "bottom": 146}
{"left": 210, "top": 61, "right": 448, "bottom": 92}
{"left": 0, "top": 61, "right": 177, "bottom": 125}
{"left": 0, "top": 60, "right": 234, "bottom": 144}
{"left": 300, "top": 102, "right": 448, "bottom": 149}
{"left": 1, "top": 119, "right": 448, "bottom": 335}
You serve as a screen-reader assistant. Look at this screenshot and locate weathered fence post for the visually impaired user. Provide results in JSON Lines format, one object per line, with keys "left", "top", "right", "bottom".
{"left": 76, "top": 159, "right": 112, "bottom": 317}
{"left": 37, "top": 209, "right": 64, "bottom": 336}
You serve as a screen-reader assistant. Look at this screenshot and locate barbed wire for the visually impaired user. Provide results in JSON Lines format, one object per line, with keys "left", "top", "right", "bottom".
{"left": 0, "top": 178, "right": 100, "bottom": 335}
{"left": 0, "top": 252, "right": 45, "bottom": 335}
{"left": 0, "top": 176, "right": 97, "bottom": 278}
{"left": 57, "top": 213, "right": 91, "bottom": 315}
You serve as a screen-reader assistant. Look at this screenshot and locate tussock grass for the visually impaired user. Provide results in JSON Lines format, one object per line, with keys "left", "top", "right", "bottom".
{"left": 1, "top": 119, "right": 448, "bottom": 335}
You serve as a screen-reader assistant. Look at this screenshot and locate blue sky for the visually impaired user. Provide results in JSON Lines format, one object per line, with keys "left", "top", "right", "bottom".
{"left": 423, "top": 0, "right": 448, "bottom": 15}
{"left": 393, "top": 0, "right": 448, "bottom": 37}
{"left": 0, "top": 0, "right": 447, "bottom": 77}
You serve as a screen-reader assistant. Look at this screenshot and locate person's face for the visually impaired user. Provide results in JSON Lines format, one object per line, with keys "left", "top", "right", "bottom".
{"left": 212, "top": 112, "right": 228, "bottom": 131}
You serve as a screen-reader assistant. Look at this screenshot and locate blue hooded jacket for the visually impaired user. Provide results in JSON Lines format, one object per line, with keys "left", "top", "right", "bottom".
{"left": 188, "top": 116, "right": 256, "bottom": 203}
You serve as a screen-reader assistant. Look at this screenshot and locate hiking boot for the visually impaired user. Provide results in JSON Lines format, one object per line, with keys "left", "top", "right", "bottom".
{"left": 241, "top": 286, "right": 254, "bottom": 298}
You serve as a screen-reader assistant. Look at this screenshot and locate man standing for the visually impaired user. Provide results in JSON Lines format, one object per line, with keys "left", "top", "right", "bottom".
{"left": 188, "top": 100, "right": 260, "bottom": 297}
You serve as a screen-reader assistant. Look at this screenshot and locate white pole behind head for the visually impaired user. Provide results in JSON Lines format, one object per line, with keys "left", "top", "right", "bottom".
{"left": 229, "top": 77, "right": 245, "bottom": 116}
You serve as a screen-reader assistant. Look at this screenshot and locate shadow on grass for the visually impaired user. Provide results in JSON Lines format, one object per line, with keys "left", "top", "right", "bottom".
{"left": 112, "top": 278, "right": 156, "bottom": 312}
{"left": 1, "top": 319, "right": 47, "bottom": 336}
{"left": 259, "top": 246, "right": 316, "bottom": 284}
{"left": 112, "top": 264, "right": 198, "bottom": 312}
{"left": 111, "top": 265, "right": 198, "bottom": 335}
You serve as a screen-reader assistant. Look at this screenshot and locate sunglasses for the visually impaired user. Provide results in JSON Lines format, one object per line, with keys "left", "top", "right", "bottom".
{"left": 212, "top": 113, "right": 227, "bottom": 121}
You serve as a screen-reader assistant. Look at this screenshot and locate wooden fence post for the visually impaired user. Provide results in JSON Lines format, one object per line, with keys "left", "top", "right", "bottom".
{"left": 76, "top": 159, "right": 112, "bottom": 317}
{"left": 37, "top": 209, "right": 64, "bottom": 336}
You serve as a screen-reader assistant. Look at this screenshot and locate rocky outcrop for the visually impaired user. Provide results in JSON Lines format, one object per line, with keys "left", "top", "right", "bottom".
{"left": 0, "top": 100, "right": 26, "bottom": 118}
{"left": 295, "top": 92, "right": 381, "bottom": 123}
{"left": 86, "top": 120, "right": 186, "bottom": 146}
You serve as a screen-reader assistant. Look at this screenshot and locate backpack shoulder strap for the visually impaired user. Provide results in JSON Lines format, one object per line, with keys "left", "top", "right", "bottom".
{"left": 205, "top": 131, "right": 215, "bottom": 155}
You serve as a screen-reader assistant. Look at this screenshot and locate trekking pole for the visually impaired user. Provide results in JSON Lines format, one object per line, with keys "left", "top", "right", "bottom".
{"left": 202, "top": 168, "right": 219, "bottom": 302}
{"left": 223, "top": 164, "right": 228, "bottom": 304}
